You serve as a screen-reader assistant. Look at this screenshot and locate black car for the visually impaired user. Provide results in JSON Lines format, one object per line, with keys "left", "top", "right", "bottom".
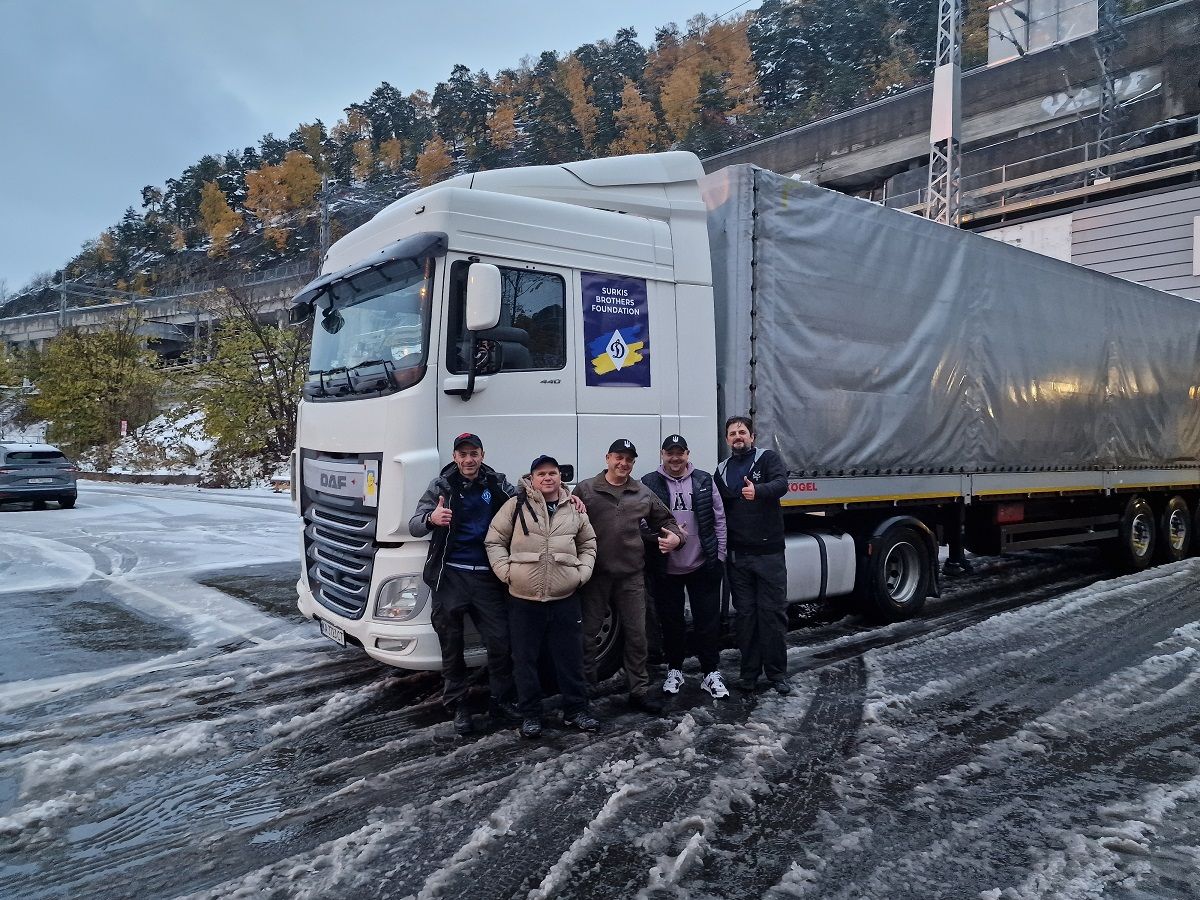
{"left": 0, "top": 442, "right": 78, "bottom": 508}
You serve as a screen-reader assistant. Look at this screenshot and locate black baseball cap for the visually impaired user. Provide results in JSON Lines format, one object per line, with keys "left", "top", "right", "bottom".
{"left": 607, "top": 438, "right": 637, "bottom": 457}
{"left": 529, "top": 454, "right": 560, "bottom": 472}
{"left": 453, "top": 432, "right": 483, "bottom": 450}
{"left": 662, "top": 434, "right": 688, "bottom": 451}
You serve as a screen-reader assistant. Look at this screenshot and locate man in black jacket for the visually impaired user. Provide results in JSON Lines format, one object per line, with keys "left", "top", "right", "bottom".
{"left": 409, "top": 433, "right": 519, "bottom": 734}
{"left": 714, "top": 416, "right": 792, "bottom": 694}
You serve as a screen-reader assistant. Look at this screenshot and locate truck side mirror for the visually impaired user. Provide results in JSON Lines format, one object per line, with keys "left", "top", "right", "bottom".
{"left": 288, "top": 302, "right": 313, "bottom": 325}
{"left": 465, "top": 264, "right": 502, "bottom": 332}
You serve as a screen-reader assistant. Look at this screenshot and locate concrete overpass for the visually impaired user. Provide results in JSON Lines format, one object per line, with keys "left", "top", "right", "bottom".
{"left": 703, "top": 0, "right": 1199, "bottom": 208}
{"left": 0, "top": 261, "right": 315, "bottom": 359}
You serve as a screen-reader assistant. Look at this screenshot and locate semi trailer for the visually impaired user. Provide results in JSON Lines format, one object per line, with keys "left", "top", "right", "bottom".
{"left": 288, "top": 150, "right": 1200, "bottom": 671}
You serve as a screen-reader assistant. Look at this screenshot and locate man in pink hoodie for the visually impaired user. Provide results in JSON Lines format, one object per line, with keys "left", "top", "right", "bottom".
{"left": 641, "top": 435, "right": 729, "bottom": 699}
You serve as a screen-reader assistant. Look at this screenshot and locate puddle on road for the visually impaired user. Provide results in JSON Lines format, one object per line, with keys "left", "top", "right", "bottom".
{"left": 0, "top": 584, "right": 190, "bottom": 684}
{"left": 199, "top": 563, "right": 301, "bottom": 620}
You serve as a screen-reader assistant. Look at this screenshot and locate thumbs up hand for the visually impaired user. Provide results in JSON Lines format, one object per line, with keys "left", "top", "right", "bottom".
{"left": 429, "top": 495, "right": 453, "bottom": 527}
{"left": 741, "top": 476, "right": 757, "bottom": 500}
{"left": 657, "top": 527, "right": 681, "bottom": 553}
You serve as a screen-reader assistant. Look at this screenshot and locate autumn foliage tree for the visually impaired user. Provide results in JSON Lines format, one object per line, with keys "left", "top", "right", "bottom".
{"left": 199, "top": 181, "right": 242, "bottom": 256}
{"left": 244, "top": 150, "right": 321, "bottom": 250}
{"left": 416, "top": 135, "right": 455, "bottom": 186}
{"left": 610, "top": 79, "right": 659, "bottom": 155}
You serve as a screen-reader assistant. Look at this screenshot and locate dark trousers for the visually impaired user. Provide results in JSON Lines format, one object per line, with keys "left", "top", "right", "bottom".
{"left": 580, "top": 571, "right": 650, "bottom": 696}
{"left": 651, "top": 567, "right": 723, "bottom": 674}
{"left": 727, "top": 550, "right": 788, "bottom": 682}
{"left": 508, "top": 594, "right": 589, "bottom": 719}
{"left": 430, "top": 566, "right": 514, "bottom": 708}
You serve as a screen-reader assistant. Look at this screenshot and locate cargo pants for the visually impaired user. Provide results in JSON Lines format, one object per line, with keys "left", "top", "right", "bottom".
{"left": 579, "top": 571, "right": 650, "bottom": 697}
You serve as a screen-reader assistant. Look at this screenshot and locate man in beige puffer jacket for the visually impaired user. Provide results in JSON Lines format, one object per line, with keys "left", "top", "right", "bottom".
{"left": 486, "top": 455, "right": 600, "bottom": 737}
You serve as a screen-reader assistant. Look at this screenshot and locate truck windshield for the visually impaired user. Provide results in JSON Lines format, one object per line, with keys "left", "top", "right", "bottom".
{"left": 306, "top": 256, "right": 434, "bottom": 399}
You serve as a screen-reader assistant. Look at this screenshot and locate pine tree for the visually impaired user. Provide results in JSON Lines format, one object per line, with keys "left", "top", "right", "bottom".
{"left": 164, "top": 155, "right": 223, "bottom": 240}
{"left": 291, "top": 122, "right": 330, "bottom": 174}
{"left": 573, "top": 30, "right": 646, "bottom": 153}
{"left": 525, "top": 51, "right": 584, "bottom": 164}
{"left": 433, "top": 64, "right": 494, "bottom": 163}
{"left": 258, "top": 133, "right": 287, "bottom": 166}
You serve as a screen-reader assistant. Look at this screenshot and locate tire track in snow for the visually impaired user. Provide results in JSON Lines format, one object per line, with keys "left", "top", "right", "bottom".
{"left": 669, "top": 659, "right": 866, "bottom": 900}
{"left": 763, "top": 570, "right": 1200, "bottom": 898}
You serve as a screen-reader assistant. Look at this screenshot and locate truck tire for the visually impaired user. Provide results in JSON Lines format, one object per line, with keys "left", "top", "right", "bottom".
{"left": 858, "top": 524, "right": 931, "bottom": 622}
{"left": 1157, "top": 496, "right": 1190, "bottom": 562}
{"left": 1116, "top": 496, "right": 1156, "bottom": 571}
{"left": 593, "top": 600, "right": 624, "bottom": 681}
{"left": 538, "top": 599, "right": 624, "bottom": 693}
{"left": 59, "top": 495, "right": 76, "bottom": 509}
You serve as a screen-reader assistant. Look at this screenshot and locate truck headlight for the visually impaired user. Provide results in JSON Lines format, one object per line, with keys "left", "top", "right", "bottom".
{"left": 374, "top": 575, "right": 427, "bottom": 621}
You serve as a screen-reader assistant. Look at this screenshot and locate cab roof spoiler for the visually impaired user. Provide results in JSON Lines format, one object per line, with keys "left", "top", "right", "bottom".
{"left": 289, "top": 231, "right": 447, "bottom": 320}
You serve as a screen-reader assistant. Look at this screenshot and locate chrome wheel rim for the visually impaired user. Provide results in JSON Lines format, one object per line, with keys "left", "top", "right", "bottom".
{"left": 1168, "top": 508, "right": 1188, "bottom": 553}
{"left": 882, "top": 541, "right": 922, "bottom": 606}
{"left": 1130, "top": 512, "right": 1153, "bottom": 558}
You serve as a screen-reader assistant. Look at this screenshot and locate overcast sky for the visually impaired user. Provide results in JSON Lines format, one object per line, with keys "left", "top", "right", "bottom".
{"left": 0, "top": 0, "right": 759, "bottom": 295}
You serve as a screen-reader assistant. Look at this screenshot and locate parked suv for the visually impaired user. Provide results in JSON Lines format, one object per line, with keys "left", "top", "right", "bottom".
{"left": 0, "top": 443, "right": 78, "bottom": 508}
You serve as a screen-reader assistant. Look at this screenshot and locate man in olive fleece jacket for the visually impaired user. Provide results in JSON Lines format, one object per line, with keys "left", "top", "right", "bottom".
{"left": 572, "top": 439, "right": 685, "bottom": 715}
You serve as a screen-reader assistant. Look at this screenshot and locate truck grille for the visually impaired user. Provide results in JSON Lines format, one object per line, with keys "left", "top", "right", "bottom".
{"left": 301, "top": 451, "right": 380, "bottom": 620}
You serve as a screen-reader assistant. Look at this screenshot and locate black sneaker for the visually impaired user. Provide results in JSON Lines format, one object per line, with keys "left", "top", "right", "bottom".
{"left": 489, "top": 698, "right": 521, "bottom": 723}
{"left": 773, "top": 680, "right": 792, "bottom": 695}
{"left": 629, "top": 693, "right": 665, "bottom": 715}
{"left": 736, "top": 678, "right": 758, "bottom": 693}
{"left": 562, "top": 712, "right": 601, "bottom": 732}
{"left": 453, "top": 705, "right": 474, "bottom": 735}
{"left": 520, "top": 718, "right": 543, "bottom": 739}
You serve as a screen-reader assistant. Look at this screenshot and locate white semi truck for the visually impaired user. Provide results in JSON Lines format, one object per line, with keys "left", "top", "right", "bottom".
{"left": 289, "top": 151, "right": 1200, "bottom": 672}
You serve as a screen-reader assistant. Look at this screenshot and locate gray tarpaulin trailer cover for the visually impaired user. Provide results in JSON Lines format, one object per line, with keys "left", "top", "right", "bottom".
{"left": 701, "top": 165, "right": 1200, "bottom": 476}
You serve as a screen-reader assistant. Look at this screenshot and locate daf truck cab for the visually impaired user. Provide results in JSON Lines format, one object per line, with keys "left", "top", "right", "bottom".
{"left": 291, "top": 151, "right": 721, "bottom": 670}
{"left": 291, "top": 149, "right": 1200, "bottom": 670}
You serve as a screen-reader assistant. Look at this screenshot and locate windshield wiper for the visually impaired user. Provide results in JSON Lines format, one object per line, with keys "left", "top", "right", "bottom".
{"left": 347, "top": 358, "right": 394, "bottom": 371}
{"left": 309, "top": 365, "right": 347, "bottom": 378}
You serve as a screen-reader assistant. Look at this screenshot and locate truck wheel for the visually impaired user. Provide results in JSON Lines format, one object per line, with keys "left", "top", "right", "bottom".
{"left": 593, "top": 600, "right": 624, "bottom": 681}
{"left": 1116, "top": 496, "right": 1156, "bottom": 571}
{"left": 1157, "top": 496, "right": 1190, "bottom": 562}
{"left": 859, "top": 524, "right": 930, "bottom": 621}
{"left": 59, "top": 495, "right": 77, "bottom": 509}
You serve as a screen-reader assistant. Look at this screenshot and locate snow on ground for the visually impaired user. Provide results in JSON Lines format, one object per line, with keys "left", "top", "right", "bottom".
{"left": 77, "top": 409, "right": 215, "bottom": 476}
{"left": 1, "top": 486, "right": 1199, "bottom": 899}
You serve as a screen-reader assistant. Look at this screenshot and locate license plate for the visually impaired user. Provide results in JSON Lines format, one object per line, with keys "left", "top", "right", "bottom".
{"left": 319, "top": 619, "right": 346, "bottom": 646}
{"left": 27, "top": 478, "right": 54, "bottom": 484}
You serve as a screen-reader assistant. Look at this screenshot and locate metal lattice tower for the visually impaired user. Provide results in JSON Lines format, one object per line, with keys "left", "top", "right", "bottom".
{"left": 927, "top": 0, "right": 963, "bottom": 226}
{"left": 1094, "top": 0, "right": 1127, "bottom": 175}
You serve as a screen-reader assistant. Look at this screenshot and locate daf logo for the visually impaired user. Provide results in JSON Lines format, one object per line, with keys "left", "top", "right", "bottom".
{"left": 321, "top": 473, "right": 349, "bottom": 489}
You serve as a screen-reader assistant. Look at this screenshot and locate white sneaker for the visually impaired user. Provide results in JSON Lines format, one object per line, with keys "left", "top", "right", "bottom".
{"left": 701, "top": 671, "right": 729, "bottom": 699}
{"left": 662, "top": 668, "right": 685, "bottom": 694}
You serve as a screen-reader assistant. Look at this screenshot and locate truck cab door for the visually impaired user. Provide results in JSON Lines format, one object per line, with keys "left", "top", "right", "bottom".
{"left": 438, "top": 256, "right": 578, "bottom": 483}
